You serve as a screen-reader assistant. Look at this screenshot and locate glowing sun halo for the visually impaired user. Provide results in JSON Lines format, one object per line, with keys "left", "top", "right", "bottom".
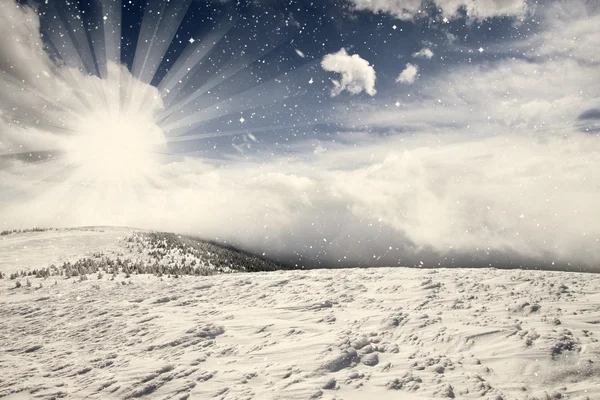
{"left": 65, "top": 111, "right": 166, "bottom": 185}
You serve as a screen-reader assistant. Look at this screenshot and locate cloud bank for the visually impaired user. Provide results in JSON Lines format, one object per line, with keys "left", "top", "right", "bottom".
{"left": 349, "top": 0, "right": 528, "bottom": 20}
{"left": 3, "top": 132, "right": 599, "bottom": 270}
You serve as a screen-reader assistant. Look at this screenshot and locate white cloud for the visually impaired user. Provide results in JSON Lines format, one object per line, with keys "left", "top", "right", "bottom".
{"left": 363, "top": 55, "right": 598, "bottom": 132}
{"left": 0, "top": 1, "right": 164, "bottom": 158}
{"left": 349, "top": 0, "right": 527, "bottom": 20}
{"left": 3, "top": 132, "right": 600, "bottom": 269}
{"left": 0, "top": 1, "right": 66, "bottom": 147}
{"left": 347, "top": 2, "right": 600, "bottom": 137}
{"left": 445, "top": 32, "right": 458, "bottom": 44}
{"left": 0, "top": 1, "right": 52, "bottom": 84}
{"left": 413, "top": 47, "right": 434, "bottom": 59}
{"left": 396, "top": 63, "right": 419, "bottom": 84}
{"left": 350, "top": 0, "right": 422, "bottom": 20}
{"left": 321, "top": 48, "right": 377, "bottom": 96}
{"left": 525, "top": 0, "right": 599, "bottom": 64}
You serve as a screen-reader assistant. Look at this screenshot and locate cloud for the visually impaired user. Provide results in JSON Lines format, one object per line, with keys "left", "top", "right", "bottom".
{"left": 0, "top": 1, "right": 66, "bottom": 147}
{"left": 321, "top": 48, "right": 377, "bottom": 96}
{"left": 396, "top": 63, "right": 419, "bottom": 84}
{"left": 0, "top": 1, "right": 164, "bottom": 158}
{"left": 349, "top": 0, "right": 528, "bottom": 20}
{"left": 348, "top": 2, "right": 600, "bottom": 137}
{"left": 577, "top": 108, "right": 600, "bottom": 134}
{"left": 525, "top": 0, "right": 599, "bottom": 64}
{"left": 0, "top": 1, "right": 52, "bottom": 84}
{"left": 579, "top": 109, "right": 600, "bottom": 121}
{"left": 413, "top": 47, "right": 434, "bottom": 59}
{"left": 3, "top": 132, "right": 600, "bottom": 270}
{"left": 365, "top": 55, "right": 598, "bottom": 132}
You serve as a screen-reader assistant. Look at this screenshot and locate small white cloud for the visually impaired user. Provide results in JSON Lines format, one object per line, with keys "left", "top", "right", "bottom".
{"left": 396, "top": 63, "right": 419, "bottom": 84}
{"left": 321, "top": 48, "right": 377, "bottom": 96}
{"left": 413, "top": 47, "right": 434, "bottom": 59}
{"left": 314, "top": 144, "right": 327, "bottom": 154}
{"left": 446, "top": 32, "right": 457, "bottom": 44}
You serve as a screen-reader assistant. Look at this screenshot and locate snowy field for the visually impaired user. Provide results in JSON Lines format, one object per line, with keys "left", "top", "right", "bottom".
{"left": 1, "top": 229, "right": 599, "bottom": 400}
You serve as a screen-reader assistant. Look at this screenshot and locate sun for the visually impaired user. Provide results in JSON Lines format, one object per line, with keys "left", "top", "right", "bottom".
{"left": 65, "top": 110, "right": 166, "bottom": 186}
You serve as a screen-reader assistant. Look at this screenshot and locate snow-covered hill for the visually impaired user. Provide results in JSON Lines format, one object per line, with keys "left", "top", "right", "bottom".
{"left": 0, "top": 227, "right": 282, "bottom": 279}
{"left": 1, "top": 228, "right": 599, "bottom": 400}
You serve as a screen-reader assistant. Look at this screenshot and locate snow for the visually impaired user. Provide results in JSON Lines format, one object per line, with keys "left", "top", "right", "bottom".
{"left": 0, "top": 227, "right": 138, "bottom": 275}
{"left": 1, "top": 229, "right": 599, "bottom": 399}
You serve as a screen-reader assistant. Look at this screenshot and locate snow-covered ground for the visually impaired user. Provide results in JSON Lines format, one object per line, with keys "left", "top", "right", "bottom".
{"left": 0, "top": 227, "right": 137, "bottom": 275}
{"left": 1, "top": 229, "right": 599, "bottom": 400}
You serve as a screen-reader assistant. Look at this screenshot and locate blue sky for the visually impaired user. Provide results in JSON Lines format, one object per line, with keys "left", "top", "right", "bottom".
{"left": 1, "top": 0, "right": 599, "bottom": 270}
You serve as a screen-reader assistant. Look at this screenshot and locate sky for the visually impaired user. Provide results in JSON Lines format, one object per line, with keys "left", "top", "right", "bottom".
{"left": 0, "top": 0, "right": 599, "bottom": 270}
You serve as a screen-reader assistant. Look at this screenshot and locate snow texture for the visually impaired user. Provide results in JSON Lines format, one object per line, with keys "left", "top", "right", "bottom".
{"left": 1, "top": 228, "right": 599, "bottom": 399}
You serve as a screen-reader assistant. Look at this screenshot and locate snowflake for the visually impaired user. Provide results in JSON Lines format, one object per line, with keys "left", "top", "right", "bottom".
{"left": 189, "top": 38, "right": 195, "bottom": 44}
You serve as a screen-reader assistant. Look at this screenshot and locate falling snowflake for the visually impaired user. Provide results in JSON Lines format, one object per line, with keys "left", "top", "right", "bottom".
{"left": 189, "top": 38, "right": 195, "bottom": 44}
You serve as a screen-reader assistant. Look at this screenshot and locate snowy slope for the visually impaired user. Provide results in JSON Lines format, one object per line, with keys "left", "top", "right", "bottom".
{"left": 0, "top": 227, "right": 281, "bottom": 278}
{"left": 1, "top": 229, "right": 599, "bottom": 400}
{"left": 0, "top": 227, "right": 136, "bottom": 275}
